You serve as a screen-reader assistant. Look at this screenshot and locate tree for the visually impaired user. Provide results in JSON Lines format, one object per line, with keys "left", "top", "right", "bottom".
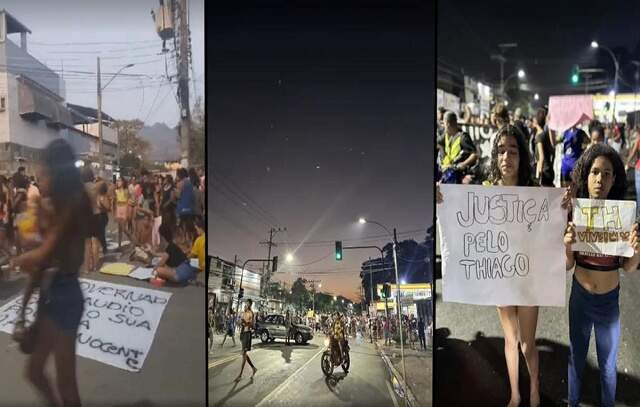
{"left": 291, "top": 278, "right": 311, "bottom": 312}
{"left": 113, "top": 119, "right": 151, "bottom": 176}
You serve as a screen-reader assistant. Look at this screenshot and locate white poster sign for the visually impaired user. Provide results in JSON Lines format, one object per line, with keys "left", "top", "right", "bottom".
{"left": 572, "top": 198, "right": 636, "bottom": 257}
{"left": 0, "top": 279, "right": 172, "bottom": 372}
{"left": 437, "top": 184, "right": 566, "bottom": 306}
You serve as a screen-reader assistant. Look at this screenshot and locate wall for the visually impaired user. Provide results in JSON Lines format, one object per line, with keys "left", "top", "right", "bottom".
{"left": 77, "top": 122, "right": 118, "bottom": 144}
{"left": 5, "top": 72, "right": 61, "bottom": 149}
{"left": 4, "top": 38, "right": 60, "bottom": 96}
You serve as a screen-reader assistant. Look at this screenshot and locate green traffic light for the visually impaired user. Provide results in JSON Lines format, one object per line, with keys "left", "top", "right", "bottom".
{"left": 571, "top": 73, "right": 579, "bottom": 84}
{"left": 336, "top": 252, "right": 342, "bottom": 260}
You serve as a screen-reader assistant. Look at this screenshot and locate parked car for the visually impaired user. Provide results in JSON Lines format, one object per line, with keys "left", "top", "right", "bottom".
{"left": 256, "top": 314, "right": 314, "bottom": 344}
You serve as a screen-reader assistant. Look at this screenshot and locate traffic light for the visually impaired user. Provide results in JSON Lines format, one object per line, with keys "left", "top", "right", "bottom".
{"left": 272, "top": 256, "right": 278, "bottom": 273}
{"left": 335, "top": 241, "right": 343, "bottom": 261}
{"left": 238, "top": 287, "right": 244, "bottom": 299}
{"left": 571, "top": 66, "right": 579, "bottom": 85}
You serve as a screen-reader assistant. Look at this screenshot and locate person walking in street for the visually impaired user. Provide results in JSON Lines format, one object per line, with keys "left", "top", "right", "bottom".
{"left": 564, "top": 144, "right": 640, "bottom": 407}
{"left": 220, "top": 310, "right": 236, "bottom": 347}
{"left": 14, "top": 139, "right": 92, "bottom": 407}
{"left": 235, "top": 299, "right": 257, "bottom": 381}
{"left": 418, "top": 317, "right": 426, "bottom": 351}
{"left": 285, "top": 310, "right": 292, "bottom": 346}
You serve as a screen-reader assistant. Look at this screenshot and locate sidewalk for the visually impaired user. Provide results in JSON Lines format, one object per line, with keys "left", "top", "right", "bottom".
{"left": 375, "top": 336, "right": 432, "bottom": 407}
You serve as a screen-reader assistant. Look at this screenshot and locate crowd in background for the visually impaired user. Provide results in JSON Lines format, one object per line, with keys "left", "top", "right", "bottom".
{"left": 437, "top": 103, "right": 640, "bottom": 213}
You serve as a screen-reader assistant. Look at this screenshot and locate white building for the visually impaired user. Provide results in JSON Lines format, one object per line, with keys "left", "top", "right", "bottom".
{"left": 0, "top": 10, "right": 117, "bottom": 176}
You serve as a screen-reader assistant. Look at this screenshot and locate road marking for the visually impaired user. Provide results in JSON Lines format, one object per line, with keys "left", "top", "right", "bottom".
{"left": 386, "top": 379, "right": 400, "bottom": 407}
{"left": 208, "top": 354, "right": 240, "bottom": 369}
{"left": 255, "top": 347, "right": 325, "bottom": 407}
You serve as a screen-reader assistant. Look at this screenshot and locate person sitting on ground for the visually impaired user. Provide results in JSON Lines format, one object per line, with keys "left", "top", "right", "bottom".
{"left": 149, "top": 223, "right": 198, "bottom": 284}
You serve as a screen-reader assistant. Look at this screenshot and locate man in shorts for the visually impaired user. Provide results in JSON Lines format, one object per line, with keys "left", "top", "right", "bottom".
{"left": 235, "top": 299, "right": 258, "bottom": 381}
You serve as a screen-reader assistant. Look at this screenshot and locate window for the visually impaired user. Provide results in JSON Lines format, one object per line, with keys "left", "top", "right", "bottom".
{"left": 0, "top": 97, "right": 5, "bottom": 111}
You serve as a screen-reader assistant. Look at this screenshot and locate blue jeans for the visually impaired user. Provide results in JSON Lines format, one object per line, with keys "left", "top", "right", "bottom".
{"left": 635, "top": 169, "right": 640, "bottom": 217}
{"left": 568, "top": 276, "right": 620, "bottom": 407}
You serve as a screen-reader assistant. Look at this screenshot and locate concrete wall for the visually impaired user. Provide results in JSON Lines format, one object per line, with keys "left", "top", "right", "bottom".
{"left": 76, "top": 122, "right": 117, "bottom": 144}
{"left": 4, "top": 38, "right": 60, "bottom": 96}
{"left": 5, "top": 72, "right": 61, "bottom": 149}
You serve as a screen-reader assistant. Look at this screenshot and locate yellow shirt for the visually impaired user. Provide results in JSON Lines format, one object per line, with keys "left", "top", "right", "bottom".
{"left": 116, "top": 188, "right": 129, "bottom": 204}
{"left": 190, "top": 234, "right": 205, "bottom": 272}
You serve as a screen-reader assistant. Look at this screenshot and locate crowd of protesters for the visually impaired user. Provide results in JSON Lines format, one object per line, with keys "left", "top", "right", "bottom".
{"left": 437, "top": 103, "right": 640, "bottom": 204}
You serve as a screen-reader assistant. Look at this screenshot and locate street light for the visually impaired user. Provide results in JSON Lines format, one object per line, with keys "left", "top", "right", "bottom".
{"left": 358, "top": 217, "right": 407, "bottom": 387}
{"left": 285, "top": 253, "right": 294, "bottom": 263}
{"left": 590, "top": 40, "right": 620, "bottom": 122}
{"left": 534, "top": 93, "right": 540, "bottom": 101}
{"left": 98, "top": 62, "right": 135, "bottom": 177}
{"left": 517, "top": 69, "right": 525, "bottom": 79}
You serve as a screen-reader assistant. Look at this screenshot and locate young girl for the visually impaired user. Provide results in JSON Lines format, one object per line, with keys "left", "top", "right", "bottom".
{"left": 564, "top": 144, "right": 640, "bottom": 407}
{"left": 437, "top": 125, "right": 570, "bottom": 407}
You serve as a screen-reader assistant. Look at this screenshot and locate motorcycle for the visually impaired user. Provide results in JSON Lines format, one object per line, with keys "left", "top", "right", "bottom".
{"left": 321, "top": 335, "right": 350, "bottom": 377}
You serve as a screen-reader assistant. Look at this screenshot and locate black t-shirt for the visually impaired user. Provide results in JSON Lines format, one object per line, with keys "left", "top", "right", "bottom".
{"left": 161, "top": 185, "right": 175, "bottom": 211}
{"left": 166, "top": 242, "right": 187, "bottom": 268}
{"left": 535, "top": 130, "right": 555, "bottom": 183}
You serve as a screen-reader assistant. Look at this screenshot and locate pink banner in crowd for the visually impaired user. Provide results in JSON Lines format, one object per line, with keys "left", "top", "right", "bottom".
{"left": 548, "top": 95, "right": 594, "bottom": 132}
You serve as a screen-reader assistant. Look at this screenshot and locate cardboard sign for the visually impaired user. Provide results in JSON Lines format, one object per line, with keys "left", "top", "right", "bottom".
{"left": 572, "top": 198, "right": 636, "bottom": 258}
{"left": 0, "top": 279, "right": 172, "bottom": 372}
{"left": 437, "top": 184, "right": 566, "bottom": 306}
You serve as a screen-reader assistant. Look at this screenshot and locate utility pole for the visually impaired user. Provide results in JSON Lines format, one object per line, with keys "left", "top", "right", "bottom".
{"left": 259, "top": 227, "right": 286, "bottom": 298}
{"left": 176, "top": 0, "right": 191, "bottom": 168}
{"left": 97, "top": 56, "right": 103, "bottom": 176}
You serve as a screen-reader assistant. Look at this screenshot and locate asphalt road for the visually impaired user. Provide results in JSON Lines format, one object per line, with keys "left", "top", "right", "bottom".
{"left": 435, "top": 272, "right": 640, "bottom": 407}
{"left": 209, "top": 332, "right": 401, "bottom": 407}
{"left": 0, "top": 250, "right": 206, "bottom": 407}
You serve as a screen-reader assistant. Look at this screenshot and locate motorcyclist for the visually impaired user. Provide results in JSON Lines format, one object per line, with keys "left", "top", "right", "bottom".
{"left": 331, "top": 312, "right": 347, "bottom": 365}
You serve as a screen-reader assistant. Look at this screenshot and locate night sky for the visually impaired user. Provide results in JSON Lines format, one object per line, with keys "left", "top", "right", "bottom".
{"left": 208, "top": 2, "right": 433, "bottom": 301}
{"left": 438, "top": 0, "right": 640, "bottom": 100}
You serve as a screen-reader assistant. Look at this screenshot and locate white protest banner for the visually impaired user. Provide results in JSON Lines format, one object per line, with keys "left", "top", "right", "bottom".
{"left": 437, "top": 184, "right": 566, "bottom": 306}
{"left": 572, "top": 198, "right": 637, "bottom": 257}
{"left": 0, "top": 278, "right": 172, "bottom": 372}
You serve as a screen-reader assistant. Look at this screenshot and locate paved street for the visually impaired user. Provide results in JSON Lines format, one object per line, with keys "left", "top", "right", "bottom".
{"left": 0, "top": 237, "right": 206, "bottom": 406}
{"left": 435, "top": 272, "right": 640, "bottom": 407}
{"left": 209, "top": 331, "right": 402, "bottom": 407}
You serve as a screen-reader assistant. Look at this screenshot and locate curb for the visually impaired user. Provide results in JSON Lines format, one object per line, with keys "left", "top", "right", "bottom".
{"left": 374, "top": 341, "right": 420, "bottom": 407}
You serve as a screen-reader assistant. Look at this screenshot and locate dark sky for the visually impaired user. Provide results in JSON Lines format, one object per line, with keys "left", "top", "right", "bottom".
{"left": 438, "top": 0, "right": 640, "bottom": 99}
{"left": 208, "top": 2, "right": 433, "bottom": 301}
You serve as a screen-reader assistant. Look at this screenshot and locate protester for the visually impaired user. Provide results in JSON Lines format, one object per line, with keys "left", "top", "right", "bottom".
{"left": 236, "top": 299, "right": 258, "bottom": 381}
{"left": 625, "top": 127, "right": 640, "bottom": 215}
{"left": 150, "top": 223, "right": 197, "bottom": 284}
{"left": 82, "top": 167, "right": 101, "bottom": 273}
{"left": 533, "top": 107, "right": 556, "bottom": 187}
{"left": 13, "top": 139, "right": 91, "bottom": 406}
{"left": 97, "top": 181, "right": 111, "bottom": 254}
{"left": 561, "top": 124, "right": 588, "bottom": 187}
{"left": 437, "top": 111, "right": 478, "bottom": 184}
{"left": 175, "top": 168, "right": 196, "bottom": 243}
{"left": 564, "top": 144, "right": 640, "bottom": 407}
{"left": 114, "top": 178, "right": 131, "bottom": 250}
{"left": 436, "top": 125, "right": 572, "bottom": 407}
{"left": 220, "top": 310, "right": 237, "bottom": 347}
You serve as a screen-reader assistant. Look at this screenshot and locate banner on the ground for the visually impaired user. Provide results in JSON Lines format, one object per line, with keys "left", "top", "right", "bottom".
{"left": 0, "top": 278, "right": 172, "bottom": 372}
{"left": 437, "top": 184, "right": 566, "bottom": 306}
{"left": 572, "top": 198, "right": 637, "bottom": 258}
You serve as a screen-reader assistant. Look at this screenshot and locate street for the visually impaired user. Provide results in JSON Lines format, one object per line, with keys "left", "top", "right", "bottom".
{"left": 435, "top": 272, "right": 640, "bottom": 407}
{"left": 209, "top": 332, "right": 401, "bottom": 407}
{"left": 0, "top": 238, "right": 206, "bottom": 406}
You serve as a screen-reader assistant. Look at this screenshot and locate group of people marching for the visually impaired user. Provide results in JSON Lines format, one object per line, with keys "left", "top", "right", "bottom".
{"left": 437, "top": 103, "right": 640, "bottom": 407}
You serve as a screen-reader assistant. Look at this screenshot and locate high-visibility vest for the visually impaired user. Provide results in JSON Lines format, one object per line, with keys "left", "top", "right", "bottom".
{"left": 442, "top": 133, "right": 462, "bottom": 168}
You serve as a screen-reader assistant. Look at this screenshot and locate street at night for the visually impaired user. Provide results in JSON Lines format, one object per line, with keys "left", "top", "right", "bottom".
{"left": 209, "top": 2, "right": 432, "bottom": 406}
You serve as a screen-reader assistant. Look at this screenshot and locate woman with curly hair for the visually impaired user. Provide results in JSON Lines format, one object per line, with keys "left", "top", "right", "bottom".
{"left": 564, "top": 144, "right": 640, "bottom": 407}
{"left": 438, "top": 125, "right": 568, "bottom": 407}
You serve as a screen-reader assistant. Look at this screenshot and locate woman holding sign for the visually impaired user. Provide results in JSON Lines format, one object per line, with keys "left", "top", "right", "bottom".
{"left": 564, "top": 143, "right": 640, "bottom": 407}
{"left": 438, "top": 125, "right": 547, "bottom": 407}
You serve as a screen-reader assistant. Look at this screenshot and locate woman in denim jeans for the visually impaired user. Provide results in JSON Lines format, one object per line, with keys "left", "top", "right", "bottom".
{"left": 564, "top": 144, "right": 640, "bottom": 407}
